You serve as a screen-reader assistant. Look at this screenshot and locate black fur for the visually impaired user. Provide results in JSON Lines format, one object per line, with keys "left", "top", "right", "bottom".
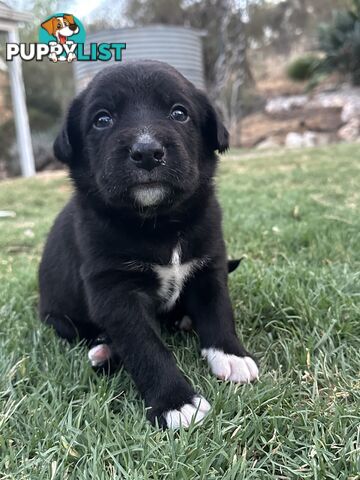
{"left": 39, "top": 61, "right": 255, "bottom": 426}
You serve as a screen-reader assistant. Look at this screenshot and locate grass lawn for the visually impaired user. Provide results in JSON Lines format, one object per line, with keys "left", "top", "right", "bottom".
{"left": 0, "top": 144, "right": 359, "bottom": 479}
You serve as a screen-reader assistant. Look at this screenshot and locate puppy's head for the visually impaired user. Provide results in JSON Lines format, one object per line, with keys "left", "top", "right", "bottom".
{"left": 54, "top": 61, "right": 229, "bottom": 213}
{"left": 41, "top": 15, "right": 79, "bottom": 39}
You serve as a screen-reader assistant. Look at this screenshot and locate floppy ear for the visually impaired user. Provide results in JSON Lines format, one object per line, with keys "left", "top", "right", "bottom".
{"left": 41, "top": 17, "right": 57, "bottom": 36}
{"left": 54, "top": 93, "right": 84, "bottom": 164}
{"left": 64, "top": 14, "right": 75, "bottom": 24}
{"left": 197, "top": 91, "right": 229, "bottom": 154}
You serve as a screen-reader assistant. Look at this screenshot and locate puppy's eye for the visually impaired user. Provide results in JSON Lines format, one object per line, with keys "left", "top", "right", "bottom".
{"left": 93, "top": 112, "right": 113, "bottom": 129}
{"left": 170, "top": 105, "right": 189, "bottom": 123}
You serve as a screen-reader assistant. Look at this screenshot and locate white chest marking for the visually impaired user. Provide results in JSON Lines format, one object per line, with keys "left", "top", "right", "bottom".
{"left": 153, "top": 246, "right": 203, "bottom": 310}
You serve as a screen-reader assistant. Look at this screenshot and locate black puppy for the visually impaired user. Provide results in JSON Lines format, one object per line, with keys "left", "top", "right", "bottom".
{"left": 39, "top": 61, "right": 259, "bottom": 429}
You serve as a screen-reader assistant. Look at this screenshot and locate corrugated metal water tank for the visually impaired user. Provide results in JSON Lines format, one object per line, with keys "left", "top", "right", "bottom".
{"left": 73, "top": 25, "right": 206, "bottom": 92}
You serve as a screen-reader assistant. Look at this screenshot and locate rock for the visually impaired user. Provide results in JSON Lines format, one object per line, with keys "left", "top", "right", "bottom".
{"left": 303, "top": 107, "right": 342, "bottom": 132}
{"left": 240, "top": 84, "right": 360, "bottom": 148}
{"left": 285, "top": 132, "right": 305, "bottom": 148}
{"left": 256, "top": 136, "right": 282, "bottom": 150}
{"left": 266, "top": 95, "right": 308, "bottom": 114}
{"left": 285, "top": 131, "right": 330, "bottom": 148}
{"left": 303, "top": 131, "right": 317, "bottom": 147}
{"left": 341, "top": 101, "right": 360, "bottom": 122}
{"left": 265, "top": 86, "right": 360, "bottom": 123}
{"left": 312, "top": 133, "right": 333, "bottom": 146}
{"left": 307, "top": 91, "right": 346, "bottom": 109}
{"left": 338, "top": 118, "right": 360, "bottom": 142}
{"left": 241, "top": 113, "right": 300, "bottom": 148}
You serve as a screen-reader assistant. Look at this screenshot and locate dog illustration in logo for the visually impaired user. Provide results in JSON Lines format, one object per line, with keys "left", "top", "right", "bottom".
{"left": 41, "top": 14, "right": 79, "bottom": 63}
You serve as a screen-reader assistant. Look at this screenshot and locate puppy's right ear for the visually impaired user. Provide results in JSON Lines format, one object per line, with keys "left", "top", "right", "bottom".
{"left": 54, "top": 93, "right": 84, "bottom": 164}
{"left": 196, "top": 90, "right": 229, "bottom": 154}
{"left": 41, "top": 17, "right": 57, "bottom": 36}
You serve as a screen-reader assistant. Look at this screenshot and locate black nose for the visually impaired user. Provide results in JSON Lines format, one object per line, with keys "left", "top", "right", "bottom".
{"left": 130, "top": 141, "right": 165, "bottom": 171}
{"left": 69, "top": 24, "right": 78, "bottom": 31}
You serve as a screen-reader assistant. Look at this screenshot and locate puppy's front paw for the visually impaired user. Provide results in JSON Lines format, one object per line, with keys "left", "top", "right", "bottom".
{"left": 164, "top": 395, "right": 211, "bottom": 429}
{"left": 67, "top": 52, "right": 76, "bottom": 62}
{"left": 202, "top": 348, "right": 259, "bottom": 384}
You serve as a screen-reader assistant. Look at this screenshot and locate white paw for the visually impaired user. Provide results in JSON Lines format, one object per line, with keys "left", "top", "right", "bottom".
{"left": 67, "top": 52, "right": 76, "bottom": 62}
{"left": 164, "top": 395, "right": 211, "bottom": 429}
{"left": 88, "top": 343, "right": 111, "bottom": 367}
{"left": 202, "top": 348, "right": 259, "bottom": 384}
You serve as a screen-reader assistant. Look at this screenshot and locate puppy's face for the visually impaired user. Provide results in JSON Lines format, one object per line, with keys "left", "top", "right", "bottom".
{"left": 55, "top": 61, "right": 229, "bottom": 213}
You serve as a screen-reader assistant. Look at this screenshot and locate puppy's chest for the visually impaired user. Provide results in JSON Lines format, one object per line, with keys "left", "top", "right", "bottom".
{"left": 153, "top": 246, "right": 204, "bottom": 311}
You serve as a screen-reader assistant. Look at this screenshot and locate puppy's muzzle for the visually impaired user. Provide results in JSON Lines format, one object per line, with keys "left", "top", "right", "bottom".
{"left": 130, "top": 140, "right": 166, "bottom": 172}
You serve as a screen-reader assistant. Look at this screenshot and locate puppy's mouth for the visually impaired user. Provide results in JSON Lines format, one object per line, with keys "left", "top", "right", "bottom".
{"left": 58, "top": 33, "right": 67, "bottom": 44}
{"left": 130, "top": 182, "right": 171, "bottom": 207}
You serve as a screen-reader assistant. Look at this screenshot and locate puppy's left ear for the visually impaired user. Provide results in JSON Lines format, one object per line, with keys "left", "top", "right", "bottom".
{"left": 54, "top": 92, "right": 84, "bottom": 165}
{"left": 197, "top": 91, "right": 229, "bottom": 154}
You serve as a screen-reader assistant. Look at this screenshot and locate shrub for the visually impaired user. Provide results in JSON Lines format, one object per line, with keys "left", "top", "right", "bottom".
{"left": 318, "top": 0, "right": 360, "bottom": 85}
{"left": 287, "top": 55, "right": 322, "bottom": 82}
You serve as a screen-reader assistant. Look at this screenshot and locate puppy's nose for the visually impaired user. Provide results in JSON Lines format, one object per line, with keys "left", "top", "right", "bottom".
{"left": 69, "top": 24, "right": 78, "bottom": 31}
{"left": 130, "top": 141, "right": 165, "bottom": 171}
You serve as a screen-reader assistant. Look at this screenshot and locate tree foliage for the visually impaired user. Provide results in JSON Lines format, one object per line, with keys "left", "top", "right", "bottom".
{"left": 244, "top": 0, "right": 350, "bottom": 54}
{"left": 319, "top": 0, "right": 360, "bottom": 85}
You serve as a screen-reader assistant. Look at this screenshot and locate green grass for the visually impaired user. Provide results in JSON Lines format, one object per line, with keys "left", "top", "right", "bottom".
{"left": 0, "top": 145, "right": 359, "bottom": 479}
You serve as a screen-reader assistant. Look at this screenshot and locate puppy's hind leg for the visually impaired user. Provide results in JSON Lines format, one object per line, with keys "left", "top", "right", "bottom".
{"left": 43, "top": 313, "right": 101, "bottom": 344}
{"left": 43, "top": 315, "right": 118, "bottom": 373}
{"left": 44, "top": 314, "right": 82, "bottom": 342}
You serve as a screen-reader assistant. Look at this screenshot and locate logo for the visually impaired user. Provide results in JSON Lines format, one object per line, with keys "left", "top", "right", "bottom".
{"left": 39, "top": 13, "right": 85, "bottom": 62}
{"left": 6, "top": 13, "right": 126, "bottom": 63}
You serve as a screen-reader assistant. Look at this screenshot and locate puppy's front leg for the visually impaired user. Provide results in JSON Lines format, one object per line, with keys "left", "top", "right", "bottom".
{"left": 84, "top": 273, "right": 210, "bottom": 428}
{"left": 185, "top": 267, "right": 259, "bottom": 384}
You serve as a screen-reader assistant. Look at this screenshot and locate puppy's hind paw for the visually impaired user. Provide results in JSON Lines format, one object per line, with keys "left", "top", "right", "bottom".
{"left": 202, "top": 348, "right": 259, "bottom": 384}
{"left": 178, "top": 315, "right": 193, "bottom": 331}
{"left": 164, "top": 395, "right": 211, "bottom": 430}
{"left": 88, "top": 343, "right": 112, "bottom": 367}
